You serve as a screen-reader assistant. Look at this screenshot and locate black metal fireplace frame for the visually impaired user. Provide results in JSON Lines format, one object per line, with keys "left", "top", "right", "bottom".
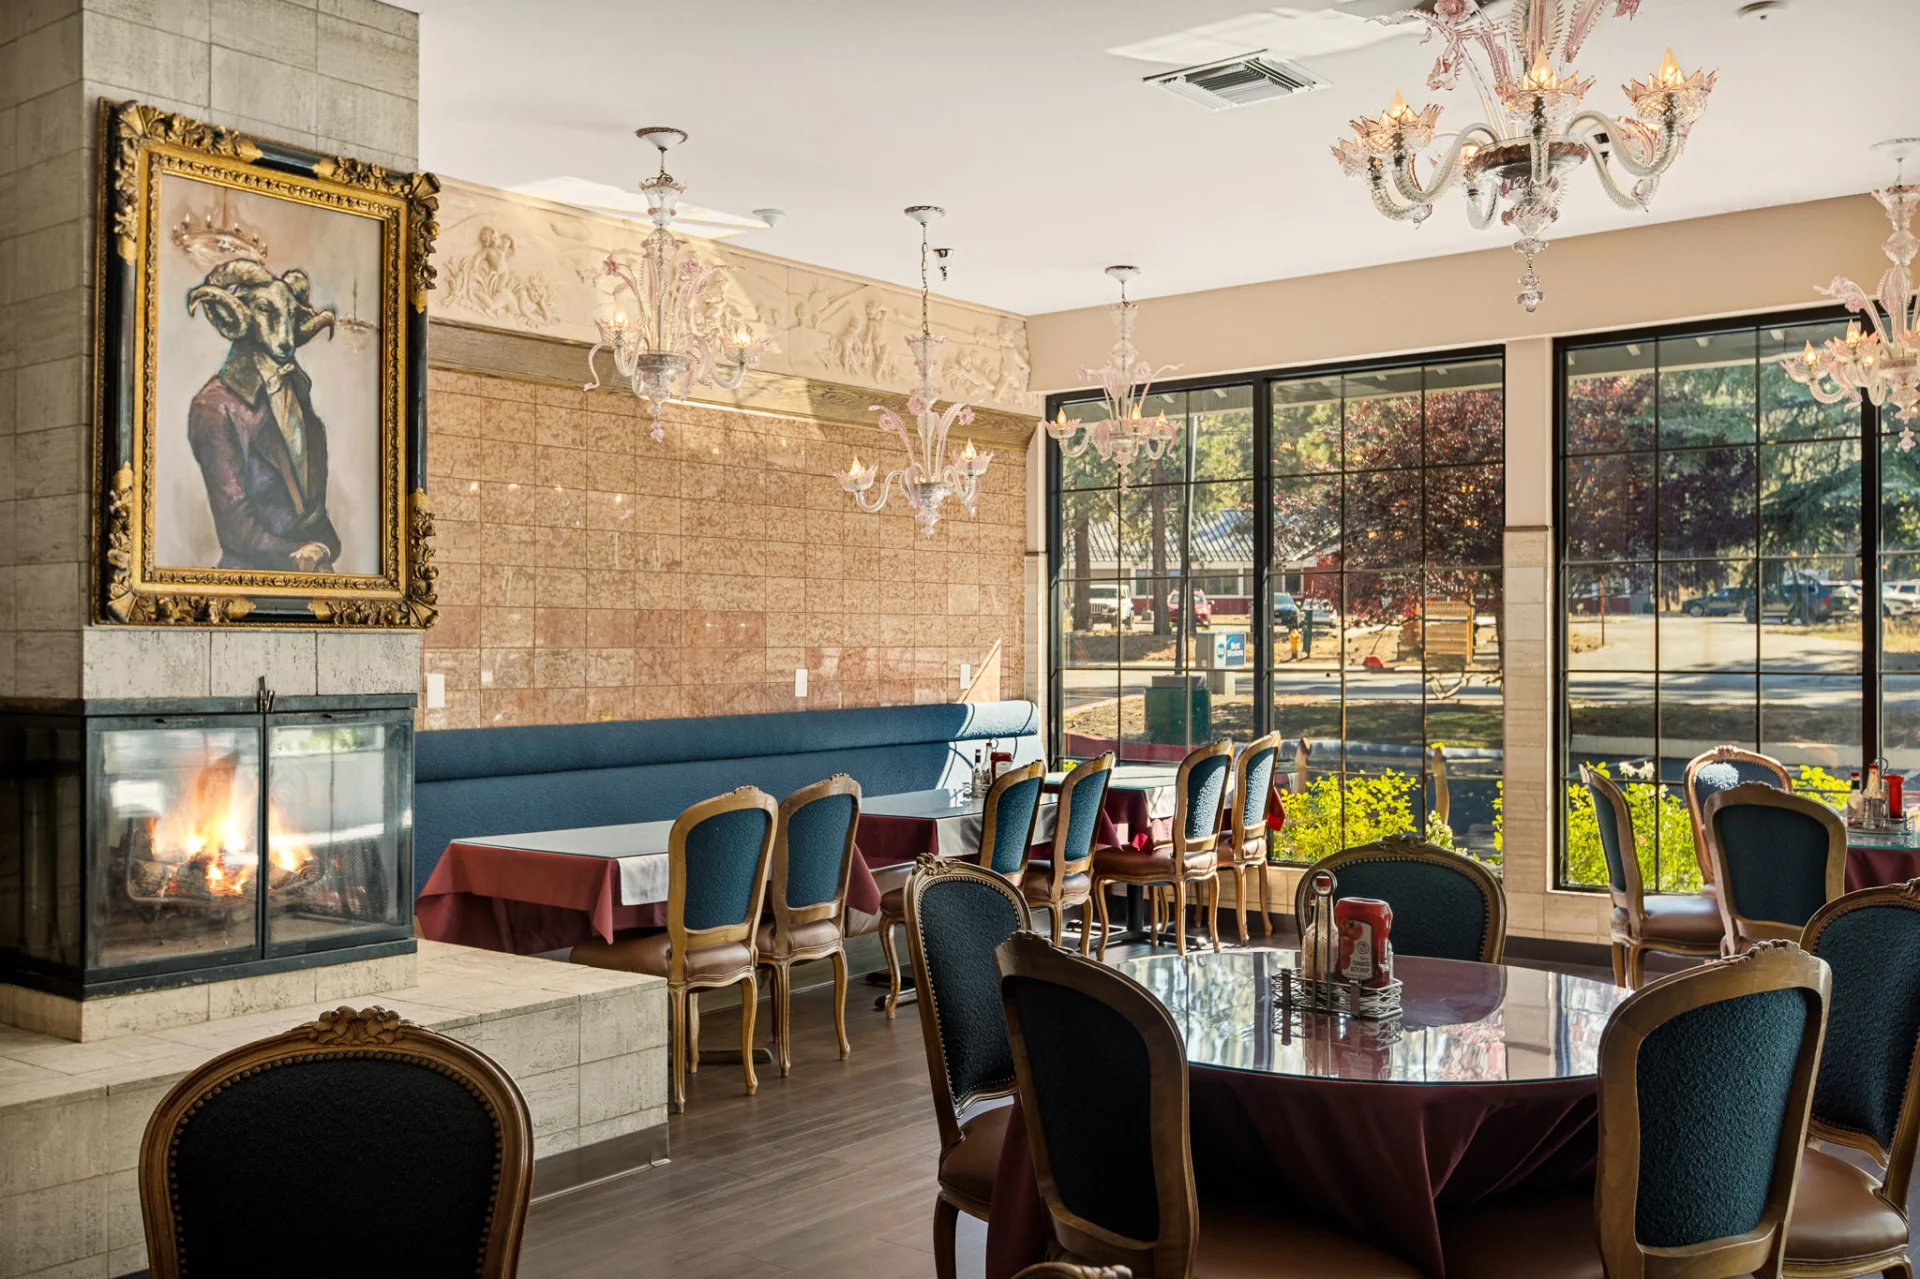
{"left": 1, "top": 692, "right": 417, "bottom": 999}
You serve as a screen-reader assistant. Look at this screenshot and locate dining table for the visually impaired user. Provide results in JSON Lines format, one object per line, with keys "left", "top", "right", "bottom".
{"left": 1844, "top": 823, "right": 1920, "bottom": 891}
{"left": 983, "top": 948, "right": 1629, "bottom": 1279}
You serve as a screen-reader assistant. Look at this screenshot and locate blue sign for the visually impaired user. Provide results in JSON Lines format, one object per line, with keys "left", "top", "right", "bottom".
{"left": 1214, "top": 633, "right": 1247, "bottom": 668}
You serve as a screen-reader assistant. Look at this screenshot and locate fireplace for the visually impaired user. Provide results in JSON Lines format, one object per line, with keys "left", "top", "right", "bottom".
{"left": 0, "top": 694, "right": 416, "bottom": 997}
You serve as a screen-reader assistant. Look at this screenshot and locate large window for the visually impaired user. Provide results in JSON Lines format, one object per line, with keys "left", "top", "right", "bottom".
{"left": 1558, "top": 313, "right": 1876, "bottom": 891}
{"left": 1049, "top": 352, "right": 1505, "bottom": 863}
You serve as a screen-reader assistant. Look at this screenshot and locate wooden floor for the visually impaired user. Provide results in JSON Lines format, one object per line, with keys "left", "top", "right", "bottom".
{"left": 522, "top": 975, "right": 980, "bottom": 1279}
{"left": 519, "top": 931, "right": 1920, "bottom": 1279}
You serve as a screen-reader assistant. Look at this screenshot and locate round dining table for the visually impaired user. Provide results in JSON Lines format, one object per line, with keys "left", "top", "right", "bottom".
{"left": 983, "top": 948, "right": 1629, "bottom": 1279}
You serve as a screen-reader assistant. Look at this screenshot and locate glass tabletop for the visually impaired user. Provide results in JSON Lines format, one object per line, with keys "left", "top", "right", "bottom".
{"left": 1846, "top": 824, "right": 1920, "bottom": 853}
{"left": 1115, "top": 949, "right": 1628, "bottom": 1084}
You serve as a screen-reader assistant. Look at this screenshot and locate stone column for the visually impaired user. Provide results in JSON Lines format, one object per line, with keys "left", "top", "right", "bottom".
{"left": 0, "top": 0, "right": 424, "bottom": 702}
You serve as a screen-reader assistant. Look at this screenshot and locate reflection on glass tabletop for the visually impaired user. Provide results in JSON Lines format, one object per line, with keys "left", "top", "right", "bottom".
{"left": 1113, "top": 949, "right": 1628, "bottom": 1084}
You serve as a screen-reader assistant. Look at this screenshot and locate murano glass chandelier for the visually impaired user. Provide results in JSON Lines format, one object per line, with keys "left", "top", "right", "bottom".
{"left": 1330, "top": 0, "right": 1714, "bottom": 311}
{"left": 1785, "top": 139, "right": 1920, "bottom": 448}
{"left": 835, "top": 206, "right": 990, "bottom": 539}
{"left": 584, "top": 127, "right": 772, "bottom": 441}
{"left": 1044, "top": 265, "right": 1182, "bottom": 493}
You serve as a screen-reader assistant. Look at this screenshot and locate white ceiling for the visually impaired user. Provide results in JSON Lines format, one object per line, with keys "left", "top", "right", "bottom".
{"left": 412, "top": 0, "right": 1920, "bottom": 317}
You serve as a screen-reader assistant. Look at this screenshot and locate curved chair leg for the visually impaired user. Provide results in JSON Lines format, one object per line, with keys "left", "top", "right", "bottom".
{"left": 1258, "top": 859, "right": 1273, "bottom": 935}
{"left": 933, "top": 1195, "right": 960, "bottom": 1279}
{"left": 1095, "top": 879, "right": 1112, "bottom": 960}
{"left": 1206, "top": 875, "right": 1221, "bottom": 952}
{"left": 1049, "top": 904, "right": 1064, "bottom": 947}
{"left": 773, "top": 964, "right": 793, "bottom": 1078}
{"left": 1626, "top": 944, "right": 1648, "bottom": 990}
{"left": 668, "top": 985, "right": 689, "bottom": 1113}
{"left": 1172, "top": 879, "right": 1189, "bottom": 957}
{"left": 1232, "top": 866, "right": 1249, "bottom": 943}
{"left": 879, "top": 917, "right": 903, "bottom": 1020}
{"left": 688, "top": 993, "right": 701, "bottom": 1074}
{"left": 739, "top": 973, "right": 759, "bottom": 1096}
{"left": 1610, "top": 942, "right": 1628, "bottom": 987}
{"left": 1078, "top": 899, "right": 1093, "bottom": 957}
{"left": 1882, "top": 1259, "right": 1913, "bottom": 1279}
{"left": 830, "top": 949, "right": 851, "bottom": 1060}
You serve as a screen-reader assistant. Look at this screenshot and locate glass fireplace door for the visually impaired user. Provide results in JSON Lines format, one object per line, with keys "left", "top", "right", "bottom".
{"left": 265, "top": 715, "right": 409, "bottom": 952}
{"left": 96, "top": 723, "right": 264, "bottom": 972}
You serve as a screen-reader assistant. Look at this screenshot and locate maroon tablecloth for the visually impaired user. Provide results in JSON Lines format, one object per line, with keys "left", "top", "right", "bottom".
{"left": 985, "top": 1068, "right": 1598, "bottom": 1279}
{"left": 416, "top": 838, "right": 884, "bottom": 955}
{"left": 1846, "top": 844, "right": 1920, "bottom": 892}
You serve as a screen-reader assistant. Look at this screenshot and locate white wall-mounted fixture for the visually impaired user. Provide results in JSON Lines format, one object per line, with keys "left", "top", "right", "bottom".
{"left": 794, "top": 668, "right": 808, "bottom": 698}
{"left": 960, "top": 662, "right": 971, "bottom": 689}
{"left": 425, "top": 672, "right": 446, "bottom": 709}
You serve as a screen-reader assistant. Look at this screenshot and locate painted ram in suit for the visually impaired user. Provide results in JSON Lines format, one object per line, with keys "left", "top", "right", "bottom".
{"left": 185, "top": 259, "right": 343, "bottom": 573}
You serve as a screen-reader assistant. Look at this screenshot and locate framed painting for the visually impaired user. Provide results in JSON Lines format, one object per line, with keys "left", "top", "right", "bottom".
{"left": 94, "top": 100, "right": 440, "bottom": 627}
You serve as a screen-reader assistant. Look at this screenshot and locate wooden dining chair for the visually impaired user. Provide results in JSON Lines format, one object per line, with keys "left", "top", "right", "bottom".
{"left": 1221, "top": 733, "right": 1280, "bottom": 942}
{"left": 1091, "top": 740, "right": 1233, "bottom": 959}
{"left": 758, "top": 774, "right": 861, "bottom": 1077}
{"left": 1702, "top": 783, "right": 1847, "bottom": 954}
{"left": 1294, "top": 832, "right": 1507, "bottom": 964}
{"left": 1781, "top": 881, "right": 1920, "bottom": 1278}
{"left": 1581, "top": 764, "right": 1725, "bottom": 986}
{"left": 878, "top": 759, "right": 1047, "bottom": 1019}
{"left": 1021, "top": 752, "right": 1113, "bottom": 953}
{"left": 1441, "top": 941, "right": 1831, "bottom": 1279}
{"left": 140, "top": 1006, "right": 533, "bottom": 1278}
{"left": 571, "top": 786, "right": 778, "bottom": 1110}
{"left": 994, "top": 931, "right": 1423, "bottom": 1278}
{"left": 902, "top": 856, "right": 1033, "bottom": 1279}
{"left": 1685, "top": 745, "right": 1793, "bottom": 889}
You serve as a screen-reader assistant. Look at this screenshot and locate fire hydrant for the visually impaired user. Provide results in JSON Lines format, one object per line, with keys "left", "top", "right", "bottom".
{"left": 1288, "top": 628, "right": 1302, "bottom": 661}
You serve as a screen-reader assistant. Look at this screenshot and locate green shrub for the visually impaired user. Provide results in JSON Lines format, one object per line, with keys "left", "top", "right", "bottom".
{"left": 1270, "top": 768, "right": 1503, "bottom": 872}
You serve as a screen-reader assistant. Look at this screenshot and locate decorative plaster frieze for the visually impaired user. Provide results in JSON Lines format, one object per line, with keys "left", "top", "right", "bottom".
{"left": 431, "top": 177, "right": 1038, "bottom": 415}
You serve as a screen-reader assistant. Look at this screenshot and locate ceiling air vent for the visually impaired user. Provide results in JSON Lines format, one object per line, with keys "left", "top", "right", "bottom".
{"left": 1147, "top": 52, "right": 1329, "bottom": 111}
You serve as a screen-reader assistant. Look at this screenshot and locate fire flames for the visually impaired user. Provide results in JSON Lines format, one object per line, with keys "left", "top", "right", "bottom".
{"left": 135, "top": 753, "right": 315, "bottom": 901}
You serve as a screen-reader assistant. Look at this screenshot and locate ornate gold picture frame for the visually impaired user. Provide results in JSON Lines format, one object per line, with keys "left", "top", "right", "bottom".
{"left": 95, "top": 100, "right": 440, "bottom": 627}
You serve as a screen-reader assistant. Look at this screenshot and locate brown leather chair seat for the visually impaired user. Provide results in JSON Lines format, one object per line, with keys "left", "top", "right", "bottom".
{"left": 1092, "top": 846, "right": 1182, "bottom": 878}
{"left": 572, "top": 931, "right": 754, "bottom": 982}
{"left": 1784, "top": 1146, "right": 1909, "bottom": 1264}
{"left": 1193, "top": 1202, "right": 1424, "bottom": 1279}
{"left": 1614, "top": 892, "right": 1723, "bottom": 946}
{"left": 754, "top": 917, "right": 841, "bottom": 957}
{"left": 880, "top": 885, "right": 905, "bottom": 916}
{"left": 936, "top": 1103, "right": 1012, "bottom": 1211}
{"left": 1020, "top": 860, "right": 1090, "bottom": 903}
{"left": 1440, "top": 1188, "right": 1602, "bottom": 1279}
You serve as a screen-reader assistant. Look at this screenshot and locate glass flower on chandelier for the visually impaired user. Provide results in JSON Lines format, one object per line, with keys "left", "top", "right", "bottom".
{"left": 1785, "top": 139, "right": 1920, "bottom": 449}
{"left": 1044, "top": 265, "right": 1182, "bottom": 493}
{"left": 1331, "top": 0, "right": 1714, "bottom": 311}
{"left": 584, "top": 127, "right": 772, "bottom": 441}
{"left": 834, "top": 206, "right": 990, "bottom": 539}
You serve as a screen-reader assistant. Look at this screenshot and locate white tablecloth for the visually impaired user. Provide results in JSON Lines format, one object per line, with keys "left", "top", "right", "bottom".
{"left": 862, "top": 788, "right": 1059, "bottom": 859}
{"left": 461, "top": 820, "right": 672, "bottom": 907}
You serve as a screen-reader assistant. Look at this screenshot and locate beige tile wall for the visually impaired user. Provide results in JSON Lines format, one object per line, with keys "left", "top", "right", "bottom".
{"left": 419, "top": 369, "right": 1029, "bottom": 731}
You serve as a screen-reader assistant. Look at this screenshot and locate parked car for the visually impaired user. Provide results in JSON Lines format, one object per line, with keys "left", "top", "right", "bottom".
{"left": 1273, "top": 592, "right": 1299, "bottom": 628}
{"left": 1167, "top": 589, "right": 1213, "bottom": 628}
{"left": 1680, "top": 586, "right": 1750, "bottom": 617}
{"left": 1084, "top": 582, "right": 1132, "bottom": 628}
{"left": 1302, "top": 598, "right": 1337, "bottom": 629}
{"left": 1745, "top": 576, "right": 1857, "bottom": 624}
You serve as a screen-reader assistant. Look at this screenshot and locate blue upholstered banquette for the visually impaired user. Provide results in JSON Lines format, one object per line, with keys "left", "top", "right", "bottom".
{"left": 412, "top": 700, "right": 1043, "bottom": 892}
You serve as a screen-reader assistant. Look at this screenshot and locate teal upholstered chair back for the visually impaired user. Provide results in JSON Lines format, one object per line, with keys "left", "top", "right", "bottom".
{"left": 1295, "top": 835, "right": 1507, "bottom": 963}
{"left": 981, "top": 762, "right": 1047, "bottom": 878}
{"left": 1706, "top": 786, "right": 1843, "bottom": 933}
{"left": 1238, "top": 743, "right": 1278, "bottom": 836}
{"left": 1804, "top": 886, "right": 1920, "bottom": 1192}
{"left": 1056, "top": 755, "right": 1113, "bottom": 872}
{"left": 673, "top": 789, "right": 777, "bottom": 934}
{"left": 1177, "top": 741, "right": 1234, "bottom": 851}
{"left": 778, "top": 783, "right": 859, "bottom": 911}
{"left": 996, "top": 931, "right": 1195, "bottom": 1276}
{"left": 1596, "top": 943, "right": 1829, "bottom": 1275}
{"left": 904, "top": 859, "right": 1033, "bottom": 1143}
{"left": 1581, "top": 765, "right": 1640, "bottom": 901}
{"left": 1691, "top": 757, "right": 1788, "bottom": 811}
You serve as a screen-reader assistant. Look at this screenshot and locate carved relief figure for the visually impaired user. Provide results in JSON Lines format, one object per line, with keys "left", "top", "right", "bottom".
{"left": 184, "top": 260, "right": 341, "bottom": 572}
{"left": 943, "top": 343, "right": 998, "bottom": 403}
{"left": 830, "top": 296, "right": 896, "bottom": 383}
{"left": 443, "top": 225, "right": 560, "bottom": 328}
{"left": 993, "top": 316, "right": 1032, "bottom": 405}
